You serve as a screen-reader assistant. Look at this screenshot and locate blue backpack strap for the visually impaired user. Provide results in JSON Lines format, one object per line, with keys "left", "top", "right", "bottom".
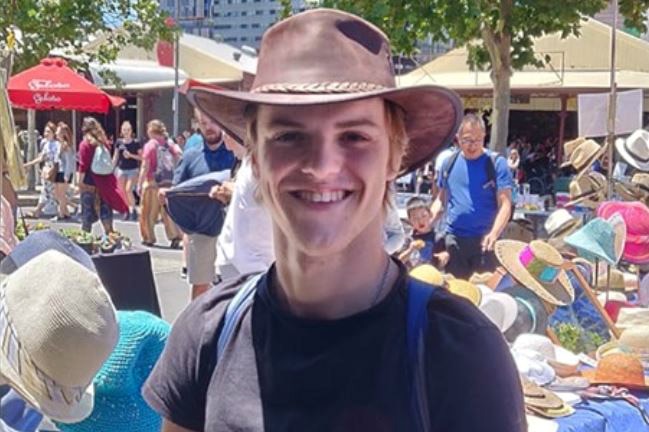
{"left": 216, "top": 273, "right": 265, "bottom": 360}
{"left": 407, "top": 277, "right": 439, "bottom": 432}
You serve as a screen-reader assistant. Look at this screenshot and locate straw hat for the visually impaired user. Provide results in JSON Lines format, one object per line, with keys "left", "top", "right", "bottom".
{"left": 409, "top": 264, "right": 444, "bottom": 286}
{"left": 565, "top": 172, "right": 607, "bottom": 209}
{"left": 616, "top": 307, "right": 649, "bottom": 329}
{"left": 544, "top": 209, "right": 581, "bottom": 238}
{"left": 582, "top": 352, "right": 649, "bottom": 390}
{"left": 512, "top": 334, "right": 580, "bottom": 378}
{"left": 615, "top": 129, "right": 649, "bottom": 172}
{"left": 564, "top": 217, "right": 621, "bottom": 265}
{"left": 594, "top": 269, "right": 628, "bottom": 292}
{"left": 563, "top": 137, "right": 587, "bottom": 160}
{"left": 560, "top": 139, "right": 606, "bottom": 176}
{"left": 596, "top": 325, "right": 649, "bottom": 362}
{"left": 56, "top": 311, "right": 170, "bottom": 432}
{"left": 184, "top": 8, "right": 462, "bottom": 175}
{"left": 0, "top": 250, "right": 118, "bottom": 422}
{"left": 596, "top": 201, "right": 649, "bottom": 265}
{"left": 596, "top": 290, "right": 628, "bottom": 306}
{"left": 495, "top": 240, "right": 574, "bottom": 306}
{"left": 446, "top": 279, "right": 482, "bottom": 306}
{"left": 632, "top": 173, "right": 649, "bottom": 193}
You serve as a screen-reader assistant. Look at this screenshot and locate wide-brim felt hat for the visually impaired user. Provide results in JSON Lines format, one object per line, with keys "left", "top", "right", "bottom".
{"left": 495, "top": 240, "right": 574, "bottom": 306}
{"left": 184, "top": 8, "right": 463, "bottom": 176}
{"left": 615, "top": 129, "right": 649, "bottom": 172}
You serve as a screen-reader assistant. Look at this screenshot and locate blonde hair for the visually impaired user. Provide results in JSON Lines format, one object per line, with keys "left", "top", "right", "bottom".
{"left": 244, "top": 100, "right": 408, "bottom": 206}
{"left": 147, "top": 119, "right": 167, "bottom": 137}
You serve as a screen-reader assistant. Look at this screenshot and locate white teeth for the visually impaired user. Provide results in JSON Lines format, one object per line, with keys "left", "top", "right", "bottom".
{"left": 297, "top": 191, "right": 346, "bottom": 203}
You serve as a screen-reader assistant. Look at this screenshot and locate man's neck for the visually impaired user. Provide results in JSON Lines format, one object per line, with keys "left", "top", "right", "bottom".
{"left": 462, "top": 149, "right": 485, "bottom": 160}
{"left": 205, "top": 140, "right": 222, "bottom": 151}
{"left": 271, "top": 218, "right": 396, "bottom": 320}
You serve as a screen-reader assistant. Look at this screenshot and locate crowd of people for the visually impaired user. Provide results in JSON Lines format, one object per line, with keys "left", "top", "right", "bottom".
{"left": 1, "top": 7, "right": 648, "bottom": 432}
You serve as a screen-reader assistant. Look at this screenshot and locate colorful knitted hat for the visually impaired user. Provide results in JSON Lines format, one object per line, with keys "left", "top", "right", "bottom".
{"left": 56, "top": 311, "right": 170, "bottom": 432}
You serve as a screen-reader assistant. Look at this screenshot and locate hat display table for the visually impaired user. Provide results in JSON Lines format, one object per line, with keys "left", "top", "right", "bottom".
{"left": 553, "top": 394, "right": 649, "bottom": 431}
{"left": 91, "top": 248, "right": 162, "bottom": 317}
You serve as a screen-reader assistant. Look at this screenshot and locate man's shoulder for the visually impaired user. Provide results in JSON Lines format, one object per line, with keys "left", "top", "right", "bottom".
{"left": 426, "top": 287, "right": 497, "bottom": 336}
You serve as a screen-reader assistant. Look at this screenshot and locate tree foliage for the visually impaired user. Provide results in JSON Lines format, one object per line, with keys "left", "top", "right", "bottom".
{"left": 1, "top": 0, "right": 176, "bottom": 78}
{"left": 324, "top": 0, "right": 649, "bottom": 152}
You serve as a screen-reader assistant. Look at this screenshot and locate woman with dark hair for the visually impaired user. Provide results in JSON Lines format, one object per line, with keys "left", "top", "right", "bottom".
{"left": 76, "top": 117, "right": 128, "bottom": 233}
{"left": 50, "top": 122, "right": 76, "bottom": 221}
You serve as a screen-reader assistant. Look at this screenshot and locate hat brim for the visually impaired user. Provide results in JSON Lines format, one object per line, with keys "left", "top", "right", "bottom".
{"left": 185, "top": 80, "right": 463, "bottom": 175}
{"left": 0, "top": 352, "right": 94, "bottom": 423}
{"left": 615, "top": 137, "right": 649, "bottom": 172}
{"left": 581, "top": 368, "right": 649, "bottom": 390}
{"left": 547, "top": 218, "right": 582, "bottom": 240}
{"left": 565, "top": 191, "right": 605, "bottom": 209}
{"left": 573, "top": 144, "right": 608, "bottom": 179}
{"left": 495, "top": 240, "right": 574, "bottom": 306}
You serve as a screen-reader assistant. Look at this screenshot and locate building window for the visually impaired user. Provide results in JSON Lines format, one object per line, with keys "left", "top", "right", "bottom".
{"left": 224, "top": 37, "right": 237, "bottom": 42}
{"left": 214, "top": 12, "right": 221, "bottom": 17}
{"left": 269, "top": 9, "right": 276, "bottom": 14}
{"left": 252, "top": 23, "right": 260, "bottom": 28}
{"left": 214, "top": 24, "right": 232, "bottom": 30}
{"left": 255, "top": 36, "right": 262, "bottom": 41}
{"left": 241, "top": 24, "right": 248, "bottom": 28}
{"left": 241, "top": 10, "right": 247, "bottom": 16}
{"left": 255, "top": 9, "right": 263, "bottom": 15}
{"left": 241, "top": 37, "right": 248, "bottom": 41}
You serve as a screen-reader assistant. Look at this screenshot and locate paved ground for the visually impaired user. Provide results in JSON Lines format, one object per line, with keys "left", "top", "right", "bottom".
{"left": 20, "top": 209, "right": 192, "bottom": 323}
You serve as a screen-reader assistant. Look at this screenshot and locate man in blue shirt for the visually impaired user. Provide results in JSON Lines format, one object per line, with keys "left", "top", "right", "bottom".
{"left": 430, "top": 113, "right": 513, "bottom": 279}
{"left": 167, "top": 109, "right": 235, "bottom": 299}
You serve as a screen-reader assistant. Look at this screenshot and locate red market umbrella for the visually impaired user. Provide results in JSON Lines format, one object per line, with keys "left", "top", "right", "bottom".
{"left": 8, "top": 57, "right": 125, "bottom": 113}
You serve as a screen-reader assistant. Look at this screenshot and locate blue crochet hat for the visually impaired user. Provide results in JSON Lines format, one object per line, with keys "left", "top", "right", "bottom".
{"left": 564, "top": 217, "right": 619, "bottom": 265}
{"left": 55, "top": 311, "right": 170, "bottom": 432}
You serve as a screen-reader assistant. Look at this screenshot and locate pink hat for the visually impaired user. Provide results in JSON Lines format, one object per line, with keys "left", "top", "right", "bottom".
{"left": 597, "top": 201, "right": 649, "bottom": 264}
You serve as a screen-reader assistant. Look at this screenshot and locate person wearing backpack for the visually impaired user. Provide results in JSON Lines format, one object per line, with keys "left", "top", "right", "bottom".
{"left": 137, "top": 119, "right": 183, "bottom": 247}
{"left": 430, "top": 113, "right": 514, "bottom": 279}
{"left": 76, "top": 117, "right": 129, "bottom": 234}
{"left": 142, "top": 9, "right": 525, "bottom": 432}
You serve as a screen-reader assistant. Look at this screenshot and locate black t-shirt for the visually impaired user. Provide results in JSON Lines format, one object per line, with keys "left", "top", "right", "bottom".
{"left": 115, "top": 138, "right": 141, "bottom": 170}
{"left": 143, "top": 262, "right": 526, "bottom": 432}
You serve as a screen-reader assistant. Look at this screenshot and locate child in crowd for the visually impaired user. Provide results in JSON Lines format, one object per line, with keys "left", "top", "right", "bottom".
{"left": 399, "top": 197, "right": 449, "bottom": 269}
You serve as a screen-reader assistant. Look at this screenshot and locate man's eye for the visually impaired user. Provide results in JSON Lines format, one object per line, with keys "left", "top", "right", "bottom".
{"left": 272, "top": 132, "right": 304, "bottom": 144}
{"left": 341, "top": 132, "right": 369, "bottom": 144}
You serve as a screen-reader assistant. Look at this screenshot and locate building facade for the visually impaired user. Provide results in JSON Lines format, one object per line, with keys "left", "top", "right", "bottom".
{"left": 159, "top": 0, "right": 314, "bottom": 48}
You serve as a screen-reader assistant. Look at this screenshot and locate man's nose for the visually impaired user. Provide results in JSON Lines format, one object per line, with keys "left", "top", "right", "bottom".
{"left": 301, "top": 139, "right": 343, "bottom": 179}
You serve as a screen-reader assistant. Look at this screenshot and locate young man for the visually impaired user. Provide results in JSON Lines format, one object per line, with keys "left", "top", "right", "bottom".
{"left": 168, "top": 109, "right": 236, "bottom": 298}
{"left": 143, "top": 9, "right": 525, "bottom": 432}
{"left": 430, "top": 114, "right": 513, "bottom": 279}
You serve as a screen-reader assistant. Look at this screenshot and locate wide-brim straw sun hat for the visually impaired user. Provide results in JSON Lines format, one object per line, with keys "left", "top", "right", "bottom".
{"left": 565, "top": 171, "right": 607, "bottom": 209}
{"left": 183, "top": 8, "right": 463, "bottom": 175}
{"left": 560, "top": 139, "right": 606, "bottom": 177}
{"left": 615, "top": 128, "right": 649, "bottom": 172}
{"left": 582, "top": 352, "right": 649, "bottom": 390}
{"left": 0, "top": 250, "right": 118, "bottom": 423}
{"left": 563, "top": 137, "right": 587, "bottom": 160}
{"left": 495, "top": 240, "right": 574, "bottom": 306}
{"left": 409, "top": 264, "right": 444, "bottom": 286}
{"left": 56, "top": 311, "right": 170, "bottom": 432}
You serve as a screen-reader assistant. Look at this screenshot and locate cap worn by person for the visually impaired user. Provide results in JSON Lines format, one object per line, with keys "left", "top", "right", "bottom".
{"left": 0, "top": 250, "right": 118, "bottom": 423}
{"left": 182, "top": 8, "right": 463, "bottom": 176}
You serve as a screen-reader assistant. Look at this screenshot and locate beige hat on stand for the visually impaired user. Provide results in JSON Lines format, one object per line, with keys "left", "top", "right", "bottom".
{"left": 616, "top": 307, "right": 649, "bottom": 329}
{"left": 565, "top": 171, "right": 607, "bottom": 209}
{"left": 563, "top": 137, "right": 587, "bottom": 160}
{"left": 615, "top": 129, "right": 649, "bottom": 172}
{"left": 0, "top": 250, "right": 119, "bottom": 423}
{"left": 561, "top": 139, "right": 606, "bottom": 178}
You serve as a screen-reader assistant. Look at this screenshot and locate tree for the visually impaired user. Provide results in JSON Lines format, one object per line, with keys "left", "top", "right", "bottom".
{"left": 324, "top": 0, "right": 649, "bottom": 154}
{"left": 0, "top": 0, "right": 176, "bottom": 81}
